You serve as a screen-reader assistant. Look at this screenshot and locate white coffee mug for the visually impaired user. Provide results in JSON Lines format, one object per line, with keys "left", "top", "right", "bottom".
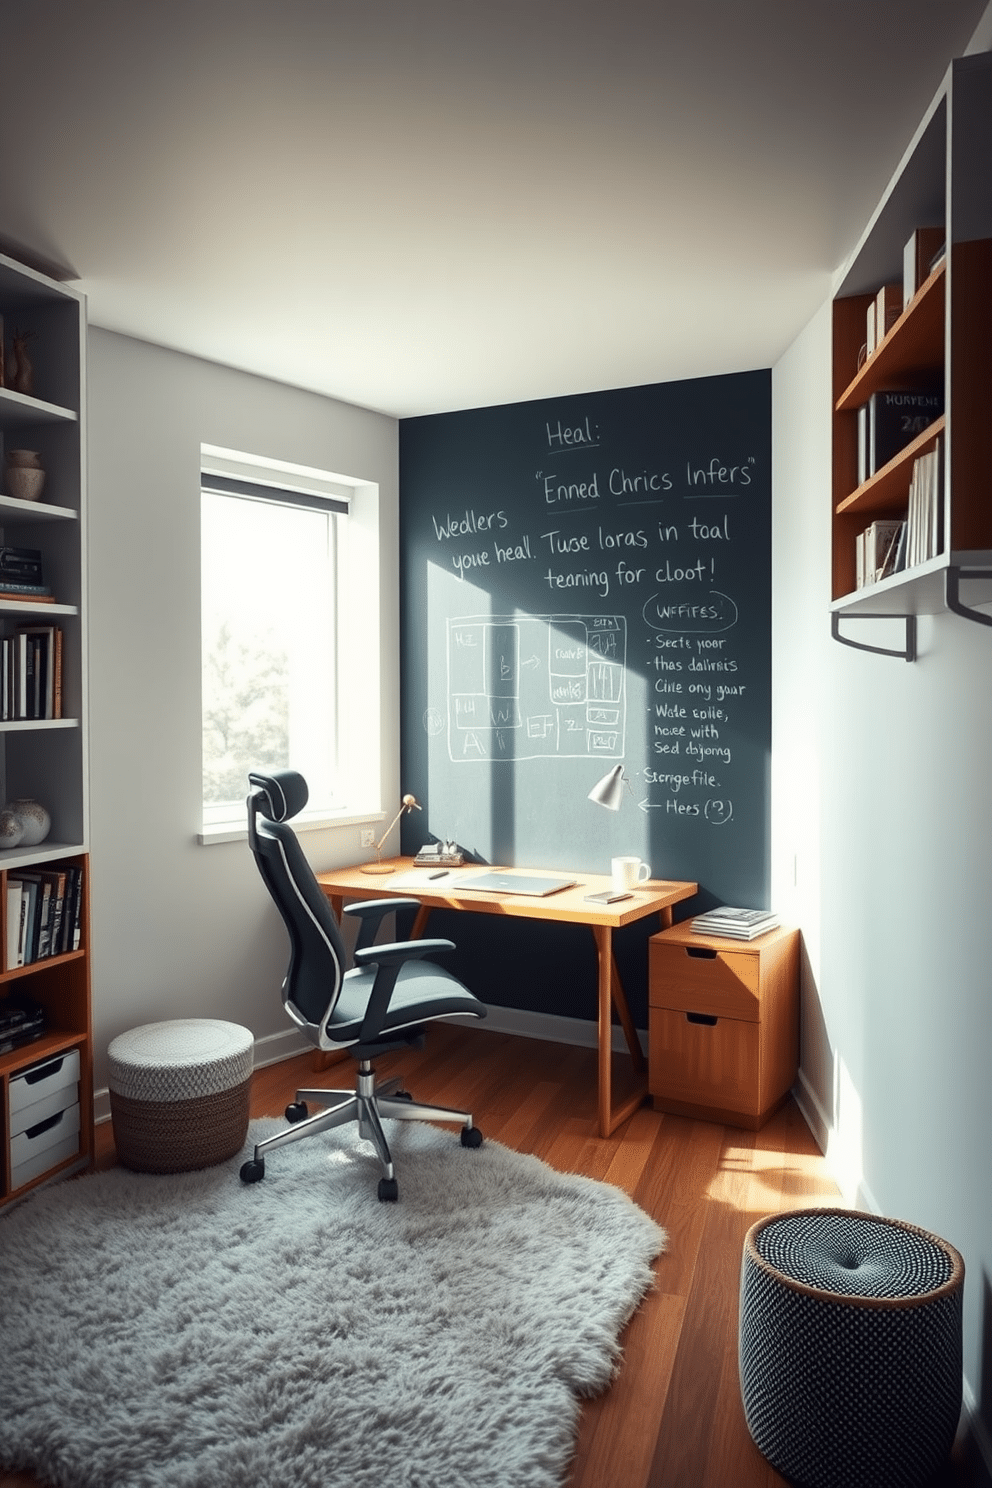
{"left": 612, "top": 855, "right": 650, "bottom": 892}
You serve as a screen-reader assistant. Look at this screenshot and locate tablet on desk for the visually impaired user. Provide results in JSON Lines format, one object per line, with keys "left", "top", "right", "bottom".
{"left": 449, "top": 871, "right": 577, "bottom": 897}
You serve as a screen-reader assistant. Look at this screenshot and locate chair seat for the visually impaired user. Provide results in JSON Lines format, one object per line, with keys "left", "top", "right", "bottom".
{"left": 329, "top": 960, "right": 481, "bottom": 1044}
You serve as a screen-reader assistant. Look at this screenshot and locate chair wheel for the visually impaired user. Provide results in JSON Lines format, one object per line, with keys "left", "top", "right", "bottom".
{"left": 378, "top": 1176, "right": 399, "bottom": 1202}
{"left": 285, "top": 1101, "right": 308, "bottom": 1123}
{"left": 461, "top": 1124, "right": 483, "bottom": 1149}
{"left": 393, "top": 1090, "right": 413, "bottom": 1101}
{"left": 240, "top": 1158, "right": 265, "bottom": 1183}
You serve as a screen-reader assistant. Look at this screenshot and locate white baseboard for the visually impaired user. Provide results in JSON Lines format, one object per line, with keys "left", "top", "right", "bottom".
{"left": 792, "top": 1065, "right": 881, "bottom": 1214}
{"left": 251, "top": 1027, "right": 311, "bottom": 1067}
{"left": 793, "top": 1067, "right": 831, "bottom": 1153}
{"left": 448, "top": 1003, "right": 648, "bottom": 1056}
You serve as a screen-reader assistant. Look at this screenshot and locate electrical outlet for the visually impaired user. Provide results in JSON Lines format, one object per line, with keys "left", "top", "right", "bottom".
{"left": 360, "top": 828, "right": 375, "bottom": 848}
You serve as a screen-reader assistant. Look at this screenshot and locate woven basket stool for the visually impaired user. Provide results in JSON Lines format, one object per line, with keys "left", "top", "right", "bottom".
{"left": 108, "top": 1019, "right": 254, "bottom": 1174}
{"left": 739, "top": 1208, "right": 964, "bottom": 1488}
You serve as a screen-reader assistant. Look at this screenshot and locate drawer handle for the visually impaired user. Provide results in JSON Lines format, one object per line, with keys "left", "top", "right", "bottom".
{"left": 24, "top": 1056, "right": 66, "bottom": 1086}
{"left": 686, "top": 1012, "right": 718, "bottom": 1026}
{"left": 25, "top": 1109, "right": 66, "bottom": 1141}
{"left": 686, "top": 947, "right": 718, "bottom": 960}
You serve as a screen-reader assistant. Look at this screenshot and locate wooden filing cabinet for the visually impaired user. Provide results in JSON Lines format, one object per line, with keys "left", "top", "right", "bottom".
{"left": 648, "top": 922, "right": 799, "bottom": 1130}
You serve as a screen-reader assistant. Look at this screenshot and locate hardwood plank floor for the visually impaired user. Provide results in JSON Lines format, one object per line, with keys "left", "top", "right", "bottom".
{"left": 0, "top": 1024, "right": 981, "bottom": 1487}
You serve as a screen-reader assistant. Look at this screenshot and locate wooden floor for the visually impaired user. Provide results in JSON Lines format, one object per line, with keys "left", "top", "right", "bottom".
{"left": 1, "top": 1023, "right": 981, "bottom": 1487}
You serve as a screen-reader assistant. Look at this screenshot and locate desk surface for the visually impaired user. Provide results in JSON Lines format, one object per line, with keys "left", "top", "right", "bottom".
{"left": 316, "top": 858, "right": 697, "bottom": 927}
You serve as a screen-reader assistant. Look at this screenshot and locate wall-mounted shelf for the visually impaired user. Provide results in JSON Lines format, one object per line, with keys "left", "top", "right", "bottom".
{"left": 830, "top": 54, "right": 992, "bottom": 656}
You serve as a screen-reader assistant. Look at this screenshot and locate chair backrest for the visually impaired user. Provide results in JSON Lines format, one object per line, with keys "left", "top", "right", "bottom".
{"left": 247, "top": 769, "right": 347, "bottom": 1036}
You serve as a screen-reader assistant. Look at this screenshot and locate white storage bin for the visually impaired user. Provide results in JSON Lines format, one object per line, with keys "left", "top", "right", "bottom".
{"left": 9, "top": 1048, "right": 81, "bottom": 1128}
{"left": 10, "top": 1102, "right": 81, "bottom": 1190}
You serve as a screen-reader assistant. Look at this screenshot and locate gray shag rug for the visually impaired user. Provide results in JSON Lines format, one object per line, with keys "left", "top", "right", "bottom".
{"left": 0, "top": 1116, "right": 665, "bottom": 1488}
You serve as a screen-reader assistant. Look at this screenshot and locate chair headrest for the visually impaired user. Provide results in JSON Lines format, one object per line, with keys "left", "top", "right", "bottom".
{"left": 248, "top": 769, "right": 309, "bottom": 823}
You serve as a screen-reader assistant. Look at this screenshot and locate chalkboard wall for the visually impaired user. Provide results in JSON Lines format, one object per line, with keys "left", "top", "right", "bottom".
{"left": 399, "top": 371, "right": 771, "bottom": 1027}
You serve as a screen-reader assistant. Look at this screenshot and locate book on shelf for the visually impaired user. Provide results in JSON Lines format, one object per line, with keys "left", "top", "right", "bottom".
{"left": 0, "top": 580, "right": 52, "bottom": 598}
{"left": 691, "top": 906, "right": 780, "bottom": 941}
{"left": 0, "top": 547, "right": 43, "bottom": 584}
{"left": 875, "top": 283, "right": 902, "bottom": 343}
{"left": 905, "top": 438, "right": 943, "bottom": 569}
{"left": 878, "top": 521, "right": 907, "bottom": 581}
{"left": 864, "top": 300, "right": 877, "bottom": 358}
{"left": 0, "top": 625, "right": 63, "bottom": 721}
{"left": 903, "top": 226, "right": 945, "bottom": 308}
{"left": 864, "top": 389, "right": 943, "bottom": 478}
{"left": 856, "top": 519, "right": 903, "bottom": 588}
{"left": 6, "top": 866, "right": 80, "bottom": 967}
{"left": 865, "top": 284, "right": 902, "bottom": 359}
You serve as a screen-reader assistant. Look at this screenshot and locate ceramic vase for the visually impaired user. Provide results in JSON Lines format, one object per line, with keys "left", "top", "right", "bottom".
{"left": 4, "top": 450, "right": 45, "bottom": 503}
{"left": 5, "top": 798, "right": 50, "bottom": 847}
{"left": 0, "top": 810, "right": 24, "bottom": 849}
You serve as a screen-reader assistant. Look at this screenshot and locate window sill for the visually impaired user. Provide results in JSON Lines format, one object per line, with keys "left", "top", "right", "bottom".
{"left": 197, "top": 806, "right": 384, "bottom": 847}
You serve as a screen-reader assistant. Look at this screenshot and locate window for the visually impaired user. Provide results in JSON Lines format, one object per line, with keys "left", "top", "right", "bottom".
{"left": 199, "top": 446, "right": 381, "bottom": 841}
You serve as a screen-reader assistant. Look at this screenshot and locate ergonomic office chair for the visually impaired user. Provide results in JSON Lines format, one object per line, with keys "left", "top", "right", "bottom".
{"left": 241, "top": 769, "right": 485, "bottom": 1200}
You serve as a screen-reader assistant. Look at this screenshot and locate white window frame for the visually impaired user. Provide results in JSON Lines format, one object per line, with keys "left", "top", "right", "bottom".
{"left": 198, "top": 443, "right": 384, "bottom": 844}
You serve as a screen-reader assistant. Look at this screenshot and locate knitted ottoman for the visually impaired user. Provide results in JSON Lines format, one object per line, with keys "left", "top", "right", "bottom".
{"left": 108, "top": 1019, "right": 254, "bottom": 1173}
{"left": 739, "top": 1208, "right": 964, "bottom": 1488}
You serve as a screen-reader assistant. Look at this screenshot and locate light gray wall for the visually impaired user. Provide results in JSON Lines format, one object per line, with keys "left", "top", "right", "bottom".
{"left": 86, "top": 329, "right": 399, "bottom": 1097}
{"left": 771, "top": 252, "right": 992, "bottom": 1448}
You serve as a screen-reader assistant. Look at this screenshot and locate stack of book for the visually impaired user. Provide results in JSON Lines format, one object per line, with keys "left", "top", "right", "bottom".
{"left": 1, "top": 624, "right": 63, "bottom": 720}
{"left": 0, "top": 546, "right": 52, "bottom": 603}
{"left": 6, "top": 865, "right": 83, "bottom": 970}
{"left": 691, "top": 906, "right": 780, "bottom": 941}
{"left": 864, "top": 283, "right": 902, "bottom": 359}
{"left": 905, "top": 438, "right": 943, "bottom": 568}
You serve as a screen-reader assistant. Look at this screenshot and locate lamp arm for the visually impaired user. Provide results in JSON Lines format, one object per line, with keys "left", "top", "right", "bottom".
{"left": 373, "top": 793, "right": 421, "bottom": 853}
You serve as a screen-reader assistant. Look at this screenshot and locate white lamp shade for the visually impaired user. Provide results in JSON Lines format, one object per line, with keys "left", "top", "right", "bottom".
{"left": 587, "top": 764, "right": 627, "bottom": 811}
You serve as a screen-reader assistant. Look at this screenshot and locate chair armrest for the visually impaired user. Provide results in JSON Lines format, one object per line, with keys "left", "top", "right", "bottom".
{"left": 353, "top": 938, "right": 455, "bottom": 967}
{"left": 354, "top": 939, "right": 456, "bottom": 1042}
{"left": 343, "top": 898, "right": 422, "bottom": 953}
{"left": 343, "top": 898, "right": 423, "bottom": 920}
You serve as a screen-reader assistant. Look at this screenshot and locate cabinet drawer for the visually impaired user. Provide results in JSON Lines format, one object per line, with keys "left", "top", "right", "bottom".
{"left": 11, "top": 1127, "right": 82, "bottom": 1191}
{"left": 10, "top": 1080, "right": 79, "bottom": 1140}
{"left": 10, "top": 1101, "right": 81, "bottom": 1188}
{"left": 650, "top": 939, "right": 759, "bottom": 1019}
{"left": 649, "top": 1009, "right": 759, "bottom": 1116}
{"left": 9, "top": 1048, "right": 81, "bottom": 1124}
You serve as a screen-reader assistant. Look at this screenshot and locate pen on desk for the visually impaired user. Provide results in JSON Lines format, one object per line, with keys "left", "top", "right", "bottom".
{"left": 429, "top": 870, "right": 449, "bottom": 879}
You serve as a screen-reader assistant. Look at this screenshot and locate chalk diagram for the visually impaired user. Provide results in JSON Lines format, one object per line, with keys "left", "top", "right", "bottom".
{"left": 446, "top": 614, "right": 626, "bottom": 762}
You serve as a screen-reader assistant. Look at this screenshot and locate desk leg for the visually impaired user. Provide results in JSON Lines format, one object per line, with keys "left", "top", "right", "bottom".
{"left": 593, "top": 925, "right": 648, "bottom": 1138}
{"left": 610, "top": 949, "right": 647, "bottom": 1075}
{"left": 410, "top": 904, "right": 432, "bottom": 939}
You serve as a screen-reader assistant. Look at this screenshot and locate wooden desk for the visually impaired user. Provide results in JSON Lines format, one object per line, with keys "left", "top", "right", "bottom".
{"left": 316, "top": 858, "right": 697, "bottom": 1138}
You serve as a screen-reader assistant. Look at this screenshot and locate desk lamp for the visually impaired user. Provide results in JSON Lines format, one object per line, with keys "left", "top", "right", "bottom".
{"left": 360, "top": 794, "right": 422, "bottom": 874}
{"left": 587, "top": 764, "right": 630, "bottom": 811}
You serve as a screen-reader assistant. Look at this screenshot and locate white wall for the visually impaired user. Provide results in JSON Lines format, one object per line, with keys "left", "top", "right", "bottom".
{"left": 86, "top": 329, "right": 399, "bottom": 1098}
{"left": 772, "top": 278, "right": 992, "bottom": 1455}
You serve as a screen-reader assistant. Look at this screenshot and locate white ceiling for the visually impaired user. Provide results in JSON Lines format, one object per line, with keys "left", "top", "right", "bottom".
{"left": 1, "top": 1, "right": 988, "bottom": 418}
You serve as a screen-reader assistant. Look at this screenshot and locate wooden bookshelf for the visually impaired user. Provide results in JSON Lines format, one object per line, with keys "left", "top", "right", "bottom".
{"left": 0, "top": 251, "right": 91, "bottom": 1208}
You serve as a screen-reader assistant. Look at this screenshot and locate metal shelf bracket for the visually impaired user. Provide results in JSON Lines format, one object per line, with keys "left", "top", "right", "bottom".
{"left": 831, "top": 612, "right": 917, "bottom": 661}
{"left": 945, "top": 565, "right": 992, "bottom": 629}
